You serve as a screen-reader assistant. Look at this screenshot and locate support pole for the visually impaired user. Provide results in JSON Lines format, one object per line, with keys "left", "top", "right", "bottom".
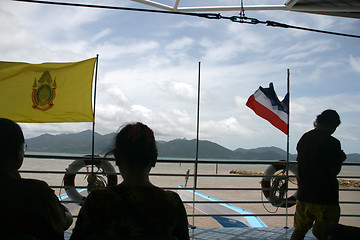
{"left": 91, "top": 54, "right": 99, "bottom": 170}
{"left": 192, "top": 61, "right": 201, "bottom": 228}
{"left": 285, "top": 68, "right": 290, "bottom": 228}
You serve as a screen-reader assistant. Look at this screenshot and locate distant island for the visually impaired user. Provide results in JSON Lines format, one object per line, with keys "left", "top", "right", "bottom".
{"left": 26, "top": 130, "right": 360, "bottom": 162}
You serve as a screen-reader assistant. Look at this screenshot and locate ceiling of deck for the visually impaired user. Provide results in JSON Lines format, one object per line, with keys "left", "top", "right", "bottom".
{"left": 131, "top": 0, "right": 360, "bottom": 19}
{"left": 289, "top": 0, "right": 360, "bottom": 19}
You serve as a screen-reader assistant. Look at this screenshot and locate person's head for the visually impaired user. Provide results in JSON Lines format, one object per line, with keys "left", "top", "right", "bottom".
{"left": 314, "top": 109, "right": 341, "bottom": 134}
{"left": 110, "top": 122, "right": 158, "bottom": 169}
{"left": 0, "top": 118, "right": 25, "bottom": 170}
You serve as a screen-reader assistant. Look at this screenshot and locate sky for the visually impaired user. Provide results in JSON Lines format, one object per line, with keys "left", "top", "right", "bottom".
{"left": 1, "top": 0, "right": 360, "bottom": 155}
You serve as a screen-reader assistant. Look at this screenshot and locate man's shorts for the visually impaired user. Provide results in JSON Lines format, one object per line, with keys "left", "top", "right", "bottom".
{"left": 293, "top": 200, "right": 340, "bottom": 232}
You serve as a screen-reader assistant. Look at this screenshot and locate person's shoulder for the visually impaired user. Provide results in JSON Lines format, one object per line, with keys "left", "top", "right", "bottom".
{"left": 303, "top": 129, "right": 317, "bottom": 136}
{"left": 329, "top": 135, "right": 341, "bottom": 148}
{"left": 87, "top": 187, "right": 118, "bottom": 197}
{"left": 297, "top": 129, "right": 314, "bottom": 144}
{"left": 302, "top": 129, "right": 333, "bottom": 140}
{"left": 163, "top": 189, "right": 180, "bottom": 197}
{"left": 329, "top": 134, "right": 340, "bottom": 142}
{"left": 85, "top": 186, "right": 121, "bottom": 203}
{"left": 161, "top": 191, "right": 186, "bottom": 214}
{"left": 19, "top": 178, "right": 51, "bottom": 190}
{"left": 138, "top": 186, "right": 181, "bottom": 201}
{"left": 7, "top": 178, "right": 56, "bottom": 203}
{"left": 21, "top": 177, "right": 49, "bottom": 185}
{"left": 163, "top": 190, "right": 183, "bottom": 203}
{"left": 298, "top": 129, "right": 314, "bottom": 140}
{"left": 316, "top": 130, "right": 340, "bottom": 143}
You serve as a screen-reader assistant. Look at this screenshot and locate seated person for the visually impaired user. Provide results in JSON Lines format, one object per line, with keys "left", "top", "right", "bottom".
{"left": 0, "top": 118, "right": 73, "bottom": 239}
{"left": 70, "top": 122, "right": 189, "bottom": 240}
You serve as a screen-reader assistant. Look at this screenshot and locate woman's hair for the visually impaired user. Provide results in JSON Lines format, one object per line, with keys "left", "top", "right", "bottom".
{"left": 110, "top": 122, "right": 158, "bottom": 166}
{"left": 313, "top": 109, "right": 341, "bottom": 128}
{"left": 0, "top": 118, "right": 24, "bottom": 161}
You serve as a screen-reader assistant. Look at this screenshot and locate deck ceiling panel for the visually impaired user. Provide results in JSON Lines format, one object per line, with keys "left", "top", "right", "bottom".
{"left": 289, "top": 0, "right": 360, "bottom": 19}
{"left": 132, "top": 0, "right": 360, "bottom": 19}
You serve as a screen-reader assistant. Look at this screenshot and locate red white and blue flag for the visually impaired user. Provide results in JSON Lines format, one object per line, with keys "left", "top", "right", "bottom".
{"left": 246, "top": 83, "right": 289, "bottom": 135}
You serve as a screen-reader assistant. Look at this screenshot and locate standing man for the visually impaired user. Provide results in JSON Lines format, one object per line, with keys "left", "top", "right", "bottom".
{"left": 291, "top": 109, "right": 346, "bottom": 240}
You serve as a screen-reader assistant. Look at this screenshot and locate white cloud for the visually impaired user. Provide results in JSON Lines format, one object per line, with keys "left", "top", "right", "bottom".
{"left": 96, "top": 103, "right": 126, "bottom": 122}
{"left": 106, "top": 86, "right": 130, "bottom": 105}
{"left": 282, "top": 39, "right": 335, "bottom": 61}
{"left": 131, "top": 105, "right": 152, "bottom": 119}
{"left": 201, "top": 117, "right": 253, "bottom": 138}
{"left": 92, "top": 29, "right": 112, "bottom": 42}
{"left": 161, "top": 81, "right": 197, "bottom": 101}
{"left": 201, "top": 40, "right": 241, "bottom": 63}
{"left": 199, "top": 25, "right": 270, "bottom": 64}
{"left": 172, "top": 19, "right": 212, "bottom": 29}
{"left": 349, "top": 55, "right": 360, "bottom": 73}
{"left": 293, "top": 94, "right": 360, "bottom": 115}
{"left": 165, "top": 37, "right": 194, "bottom": 50}
{"left": 94, "top": 40, "right": 159, "bottom": 60}
{"left": 234, "top": 96, "right": 248, "bottom": 109}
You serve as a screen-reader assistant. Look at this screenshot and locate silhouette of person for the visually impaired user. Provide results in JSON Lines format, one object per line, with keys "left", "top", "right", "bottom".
{"left": 291, "top": 110, "right": 346, "bottom": 240}
{"left": 184, "top": 169, "right": 190, "bottom": 187}
{"left": 0, "top": 118, "right": 73, "bottom": 239}
{"left": 71, "top": 122, "right": 189, "bottom": 240}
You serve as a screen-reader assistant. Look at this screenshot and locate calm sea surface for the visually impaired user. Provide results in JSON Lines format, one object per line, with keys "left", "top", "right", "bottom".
{"left": 21, "top": 153, "right": 360, "bottom": 181}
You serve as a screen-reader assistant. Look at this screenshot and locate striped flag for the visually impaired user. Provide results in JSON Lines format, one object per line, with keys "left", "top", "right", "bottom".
{"left": 246, "top": 83, "right": 289, "bottom": 135}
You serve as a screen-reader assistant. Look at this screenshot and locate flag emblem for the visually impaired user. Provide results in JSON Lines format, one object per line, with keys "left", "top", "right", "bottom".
{"left": 32, "top": 70, "right": 57, "bottom": 111}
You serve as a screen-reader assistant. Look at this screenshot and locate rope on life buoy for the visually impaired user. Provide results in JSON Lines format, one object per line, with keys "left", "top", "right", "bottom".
{"left": 261, "top": 160, "right": 297, "bottom": 208}
{"left": 63, "top": 156, "right": 118, "bottom": 205}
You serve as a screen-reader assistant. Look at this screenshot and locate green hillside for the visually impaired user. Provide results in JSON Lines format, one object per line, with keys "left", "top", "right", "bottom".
{"left": 26, "top": 131, "right": 360, "bottom": 162}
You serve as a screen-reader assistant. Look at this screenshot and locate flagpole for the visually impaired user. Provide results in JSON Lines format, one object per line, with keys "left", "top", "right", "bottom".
{"left": 91, "top": 54, "right": 99, "bottom": 168}
{"left": 192, "top": 61, "right": 201, "bottom": 229}
{"left": 285, "top": 68, "right": 290, "bottom": 228}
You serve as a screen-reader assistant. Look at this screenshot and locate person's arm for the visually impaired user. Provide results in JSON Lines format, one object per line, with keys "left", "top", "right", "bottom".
{"left": 41, "top": 187, "right": 73, "bottom": 240}
{"left": 63, "top": 205, "right": 73, "bottom": 230}
{"left": 70, "top": 188, "right": 114, "bottom": 240}
{"left": 171, "top": 193, "right": 190, "bottom": 240}
{"left": 328, "top": 138, "right": 346, "bottom": 177}
{"left": 47, "top": 192, "right": 73, "bottom": 230}
{"left": 329, "top": 150, "right": 346, "bottom": 176}
{"left": 70, "top": 195, "right": 94, "bottom": 240}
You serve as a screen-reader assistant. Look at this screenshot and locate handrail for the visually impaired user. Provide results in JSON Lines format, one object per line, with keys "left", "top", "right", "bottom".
{"left": 18, "top": 169, "right": 360, "bottom": 180}
{"left": 21, "top": 154, "right": 360, "bottom": 227}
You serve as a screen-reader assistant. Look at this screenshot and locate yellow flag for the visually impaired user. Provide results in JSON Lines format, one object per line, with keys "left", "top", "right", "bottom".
{"left": 0, "top": 58, "right": 96, "bottom": 123}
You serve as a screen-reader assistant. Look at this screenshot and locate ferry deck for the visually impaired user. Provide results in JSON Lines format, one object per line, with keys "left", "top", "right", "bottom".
{"left": 64, "top": 227, "right": 317, "bottom": 240}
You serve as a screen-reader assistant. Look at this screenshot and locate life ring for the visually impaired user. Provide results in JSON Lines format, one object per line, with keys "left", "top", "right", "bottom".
{"left": 261, "top": 160, "right": 297, "bottom": 208}
{"left": 63, "top": 155, "right": 118, "bottom": 205}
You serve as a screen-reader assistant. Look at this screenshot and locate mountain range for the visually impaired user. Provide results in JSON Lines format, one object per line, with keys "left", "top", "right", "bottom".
{"left": 26, "top": 130, "right": 360, "bottom": 162}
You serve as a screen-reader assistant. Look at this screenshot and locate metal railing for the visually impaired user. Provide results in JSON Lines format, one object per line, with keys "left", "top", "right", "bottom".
{"left": 21, "top": 154, "right": 360, "bottom": 228}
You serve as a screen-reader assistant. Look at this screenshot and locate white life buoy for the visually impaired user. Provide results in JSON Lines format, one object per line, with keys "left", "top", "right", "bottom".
{"left": 261, "top": 160, "right": 297, "bottom": 208}
{"left": 63, "top": 156, "right": 118, "bottom": 205}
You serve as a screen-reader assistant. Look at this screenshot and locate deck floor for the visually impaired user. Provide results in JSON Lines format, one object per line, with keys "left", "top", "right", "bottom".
{"left": 188, "top": 227, "right": 316, "bottom": 240}
{"left": 65, "top": 227, "right": 317, "bottom": 240}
